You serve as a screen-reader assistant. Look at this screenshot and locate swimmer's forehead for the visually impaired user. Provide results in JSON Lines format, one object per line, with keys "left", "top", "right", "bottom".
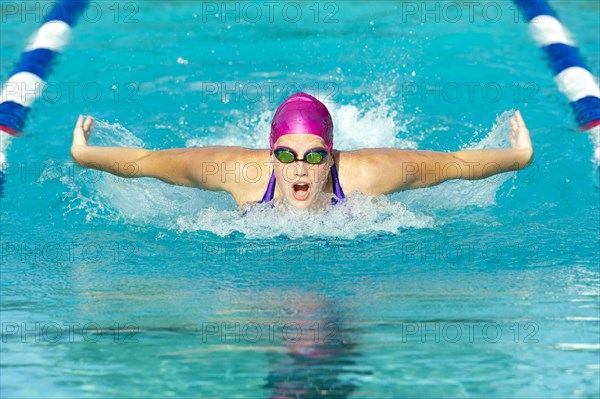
{"left": 274, "top": 134, "right": 327, "bottom": 150}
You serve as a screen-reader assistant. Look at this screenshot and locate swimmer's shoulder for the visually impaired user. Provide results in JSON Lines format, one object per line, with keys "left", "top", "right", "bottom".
{"left": 187, "top": 146, "right": 269, "bottom": 170}
{"left": 335, "top": 148, "right": 413, "bottom": 194}
{"left": 193, "top": 146, "right": 267, "bottom": 159}
{"left": 233, "top": 147, "right": 272, "bottom": 181}
{"left": 206, "top": 147, "right": 272, "bottom": 206}
{"left": 334, "top": 149, "right": 377, "bottom": 192}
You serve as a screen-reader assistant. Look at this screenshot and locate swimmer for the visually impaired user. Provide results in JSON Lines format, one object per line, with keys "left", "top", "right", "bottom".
{"left": 70, "top": 92, "right": 533, "bottom": 209}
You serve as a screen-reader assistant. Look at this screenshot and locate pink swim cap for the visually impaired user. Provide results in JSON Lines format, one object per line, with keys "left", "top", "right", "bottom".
{"left": 270, "top": 92, "right": 333, "bottom": 151}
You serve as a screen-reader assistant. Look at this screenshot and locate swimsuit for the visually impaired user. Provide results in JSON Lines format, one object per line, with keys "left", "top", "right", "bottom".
{"left": 259, "top": 158, "right": 346, "bottom": 205}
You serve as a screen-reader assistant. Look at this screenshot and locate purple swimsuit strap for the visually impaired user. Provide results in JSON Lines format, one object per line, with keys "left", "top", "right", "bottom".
{"left": 330, "top": 162, "right": 345, "bottom": 203}
{"left": 259, "top": 170, "right": 278, "bottom": 204}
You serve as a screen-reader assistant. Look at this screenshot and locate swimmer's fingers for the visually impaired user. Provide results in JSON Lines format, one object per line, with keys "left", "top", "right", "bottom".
{"left": 510, "top": 110, "right": 532, "bottom": 150}
{"left": 510, "top": 112, "right": 519, "bottom": 146}
{"left": 83, "top": 115, "right": 94, "bottom": 133}
{"left": 509, "top": 110, "right": 534, "bottom": 167}
{"left": 72, "top": 114, "right": 93, "bottom": 147}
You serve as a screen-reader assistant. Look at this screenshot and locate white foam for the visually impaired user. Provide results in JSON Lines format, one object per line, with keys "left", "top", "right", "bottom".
{"left": 587, "top": 125, "right": 600, "bottom": 165}
{"left": 186, "top": 109, "right": 272, "bottom": 149}
{"left": 556, "top": 343, "right": 600, "bottom": 351}
{"left": 0, "top": 131, "right": 13, "bottom": 167}
{"left": 175, "top": 192, "right": 433, "bottom": 239}
{"left": 328, "top": 94, "right": 416, "bottom": 150}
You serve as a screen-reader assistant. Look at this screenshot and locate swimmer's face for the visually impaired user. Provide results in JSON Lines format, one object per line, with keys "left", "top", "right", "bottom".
{"left": 271, "top": 134, "right": 332, "bottom": 209}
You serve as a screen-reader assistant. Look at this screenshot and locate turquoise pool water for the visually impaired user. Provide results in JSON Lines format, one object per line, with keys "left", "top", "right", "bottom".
{"left": 1, "top": 1, "right": 599, "bottom": 397}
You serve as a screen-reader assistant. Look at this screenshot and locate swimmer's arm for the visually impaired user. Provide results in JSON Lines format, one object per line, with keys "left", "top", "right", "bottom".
{"left": 358, "top": 111, "right": 534, "bottom": 193}
{"left": 70, "top": 115, "right": 256, "bottom": 190}
{"left": 407, "top": 147, "right": 532, "bottom": 189}
{"left": 70, "top": 144, "right": 201, "bottom": 187}
{"left": 70, "top": 115, "right": 174, "bottom": 181}
{"left": 128, "top": 146, "right": 258, "bottom": 191}
{"left": 70, "top": 115, "right": 149, "bottom": 177}
{"left": 416, "top": 110, "right": 533, "bottom": 188}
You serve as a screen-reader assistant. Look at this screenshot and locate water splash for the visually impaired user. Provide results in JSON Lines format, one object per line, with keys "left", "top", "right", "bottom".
{"left": 186, "top": 109, "right": 272, "bottom": 149}
{"left": 185, "top": 92, "right": 417, "bottom": 151}
{"left": 394, "top": 111, "right": 516, "bottom": 211}
{"left": 330, "top": 91, "right": 416, "bottom": 151}
{"left": 62, "top": 120, "right": 234, "bottom": 225}
{"left": 0, "top": 131, "right": 11, "bottom": 197}
{"left": 176, "top": 192, "right": 433, "bottom": 239}
{"left": 588, "top": 125, "right": 600, "bottom": 165}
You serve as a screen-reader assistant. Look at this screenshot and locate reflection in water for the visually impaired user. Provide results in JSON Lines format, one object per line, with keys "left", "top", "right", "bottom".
{"left": 264, "top": 299, "right": 370, "bottom": 398}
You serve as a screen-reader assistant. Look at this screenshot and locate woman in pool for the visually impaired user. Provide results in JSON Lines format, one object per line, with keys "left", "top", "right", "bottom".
{"left": 70, "top": 92, "right": 533, "bottom": 209}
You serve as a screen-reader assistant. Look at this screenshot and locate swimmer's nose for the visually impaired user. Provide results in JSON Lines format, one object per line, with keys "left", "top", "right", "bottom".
{"left": 293, "top": 162, "right": 309, "bottom": 176}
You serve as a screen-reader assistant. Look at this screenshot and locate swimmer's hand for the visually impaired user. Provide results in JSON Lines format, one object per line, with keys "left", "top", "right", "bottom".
{"left": 509, "top": 110, "right": 533, "bottom": 167}
{"left": 70, "top": 114, "right": 149, "bottom": 173}
{"left": 72, "top": 114, "right": 94, "bottom": 147}
{"left": 71, "top": 115, "right": 96, "bottom": 166}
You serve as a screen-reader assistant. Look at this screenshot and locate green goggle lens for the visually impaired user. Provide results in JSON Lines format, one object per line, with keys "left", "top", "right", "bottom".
{"left": 305, "top": 151, "right": 325, "bottom": 164}
{"left": 275, "top": 150, "right": 295, "bottom": 163}
{"left": 274, "top": 148, "right": 328, "bottom": 164}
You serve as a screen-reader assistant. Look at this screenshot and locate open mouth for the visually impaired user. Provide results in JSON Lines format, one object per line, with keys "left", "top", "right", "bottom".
{"left": 292, "top": 183, "right": 310, "bottom": 201}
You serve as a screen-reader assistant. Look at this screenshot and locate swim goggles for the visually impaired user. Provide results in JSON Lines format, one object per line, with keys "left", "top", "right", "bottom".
{"left": 273, "top": 147, "right": 328, "bottom": 164}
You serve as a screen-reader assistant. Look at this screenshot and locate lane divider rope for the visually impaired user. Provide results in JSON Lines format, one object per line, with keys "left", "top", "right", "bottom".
{"left": 0, "top": 0, "right": 88, "bottom": 195}
{"left": 513, "top": 0, "right": 600, "bottom": 164}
